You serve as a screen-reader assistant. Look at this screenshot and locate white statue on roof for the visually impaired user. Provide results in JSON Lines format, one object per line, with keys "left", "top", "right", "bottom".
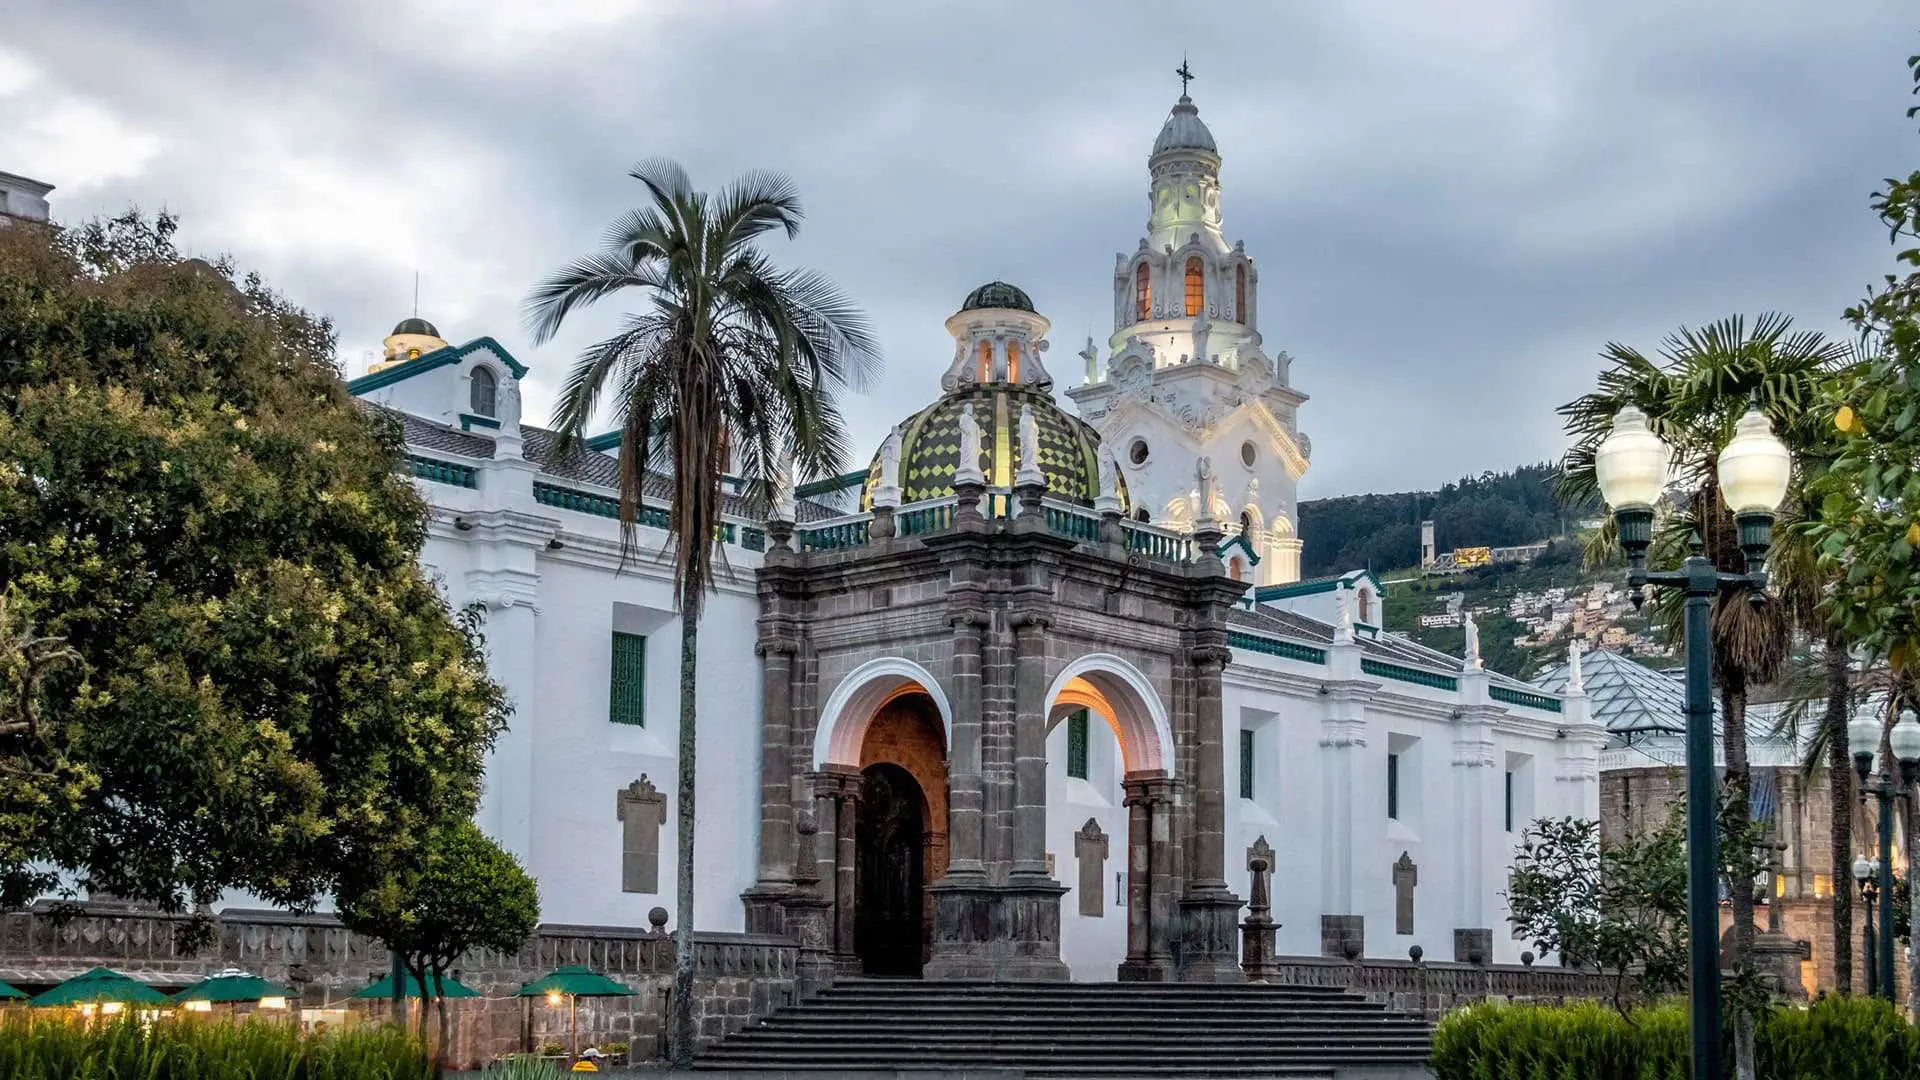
{"left": 1095, "top": 446, "right": 1122, "bottom": 515}
{"left": 1017, "top": 404, "right": 1045, "bottom": 488}
{"left": 874, "top": 425, "right": 903, "bottom": 508}
{"left": 955, "top": 403, "right": 985, "bottom": 486}
{"left": 1464, "top": 611, "right": 1483, "bottom": 669}
{"left": 1566, "top": 637, "right": 1585, "bottom": 695}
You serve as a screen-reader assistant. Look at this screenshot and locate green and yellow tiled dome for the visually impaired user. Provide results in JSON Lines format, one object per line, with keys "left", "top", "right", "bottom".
{"left": 861, "top": 383, "right": 1127, "bottom": 510}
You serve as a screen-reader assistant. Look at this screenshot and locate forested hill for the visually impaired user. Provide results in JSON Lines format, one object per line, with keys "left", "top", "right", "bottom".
{"left": 1297, "top": 463, "right": 1595, "bottom": 579}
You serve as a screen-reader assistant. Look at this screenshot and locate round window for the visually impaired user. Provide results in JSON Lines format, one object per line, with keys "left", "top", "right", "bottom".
{"left": 1128, "top": 438, "right": 1149, "bottom": 466}
{"left": 1240, "top": 440, "right": 1257, "bottom": 468}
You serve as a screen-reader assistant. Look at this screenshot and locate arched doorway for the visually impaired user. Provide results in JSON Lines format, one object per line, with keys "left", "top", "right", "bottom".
{"left": 857, "top": 763, "right": 927, "bottom": 976}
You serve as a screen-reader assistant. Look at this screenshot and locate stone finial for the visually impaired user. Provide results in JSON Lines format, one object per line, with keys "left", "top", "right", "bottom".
{"left": 873, "top": 425, "right": 903, "bottom": 509}
{"left": 1079, "top": 336, "right": 1099, "bottom": 384}
{"left": 1016, "top": 404, "right": 1046, "bottom": 489}
{"left": 955, "top": 404, "right": 985, "bottom": 486}
{"left": 1566, "top": 637, "right": 1585, "bottom": 695}
{"left": 1334, "top": 585, "right": 1355, "bottom": 645}
{"left": 771, "top": 456, "right": 797, "bottom": 524}
{"left": 1463, "top": 610, "right": 1483, "bottom": 670}
{"left": 1094, "top": 446, "right": 1123, "bottom": 516}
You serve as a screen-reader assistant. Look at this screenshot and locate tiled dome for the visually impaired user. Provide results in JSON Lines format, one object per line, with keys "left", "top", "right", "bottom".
{"left": 1152, "top": 95, "right": 1217, "bottom": 156}
{"left": 862, "top": 384, "right": 1126, "bottom": 510}
{"left": 391, "top": 316, "right": 441, "bottom": 338}
{"left": 959, "top": 281, "right": 1035, "bottom": 313}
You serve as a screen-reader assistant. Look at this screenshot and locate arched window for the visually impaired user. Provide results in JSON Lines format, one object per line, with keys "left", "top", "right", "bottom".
{"left": 1239, "top": 510, "right": 1254, "bottom": 538}
{"left": 469, "top": 366, "right": 498, "bottom": 417}
{"left": 1135, "top": 263, "right": 1151, "bottom": 321}
{"left": 1235, "top": 264, "right": 1248, "bottom": 324}
{"left": 1357, "top": 588, "right": 1373, "bottom": 625}
{"left": 1184, "top": 257, "right": 1204, "bottom": 317}
{"left": 1006, "top": 341, "right": 1021, "bottom": 384}
{"left": 977, "top": 340, "right": 993, "bottom": 383}
{"left": 1229, "top": 559, "right": 1243, "bottom": 582}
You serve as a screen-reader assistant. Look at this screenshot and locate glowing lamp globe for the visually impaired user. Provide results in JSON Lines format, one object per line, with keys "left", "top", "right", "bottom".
{"left": 1717, "top": 404, "right": 1792, "bottom": 515}
{"left": 1594, "top": 407, "right": 1667, "bottom": 511}
{"left": 1854, "top": 856, "right": 1873, "bottom": 883}
{"left": 1851, "top": 715, "right": 1882, "bottom": 779}
{"left": 1892, "top": 709, "right": 1920, "bottom": 767}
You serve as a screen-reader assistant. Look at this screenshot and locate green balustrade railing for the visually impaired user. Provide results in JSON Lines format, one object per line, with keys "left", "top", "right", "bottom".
{"left": 1044, "top": 504, "right": 1101, "bottom": 542}
{"left": 798, "top": 517, "right": 872, "bottom": 551}
{"left": 1361, "top": 658, "right": 1459, "bottom": 691}
{"left": 1226, "top": 631, "right": 1328, "bottom": 665}
{"left": 898, "top": 501, "right": 955, "bottom": 537}
{"left": 1491, "top": 685, "right": 1563, "bottom": 713}
{"left": 407, "top": 455, "right": 478, "bottom": 489}
{"left": 1123, "top": 523, "right": 1191, "bottom": 562}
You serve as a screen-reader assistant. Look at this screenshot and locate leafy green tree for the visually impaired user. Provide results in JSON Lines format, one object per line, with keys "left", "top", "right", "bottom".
{"left": 337, "top": 820, "right": 539, "bottom": 1062}
{"left": 0, "top": 211, "right": 508, "bottom": 917}
{"left": 524, "top": 160, "right": 878, "bottom": 1064}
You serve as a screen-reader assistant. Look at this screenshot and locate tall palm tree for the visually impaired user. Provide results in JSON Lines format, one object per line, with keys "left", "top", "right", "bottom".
{"left": 1560, "top": 314, "right": 1849, "bottom": 1066}
{"left": 525, "top": 160, "right": 879, "bottom": 1064}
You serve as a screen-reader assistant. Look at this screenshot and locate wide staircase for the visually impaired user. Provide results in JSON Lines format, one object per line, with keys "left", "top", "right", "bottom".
{"left": 694, "top": 980, "right": 1434, "bottom": 1078}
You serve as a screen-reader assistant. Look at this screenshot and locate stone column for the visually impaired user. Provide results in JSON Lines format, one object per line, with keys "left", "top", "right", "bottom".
{"left": 1177, "top": 644, "right": 1244, "bottom": 982}
{"left": 476, "top": 594, "right": 539, "bottom": 861}
{"left": 1120, "top": 772, "right": 1178, "bottom": 982}
{"left": 742, "top": 635, "right": 797, "bottom": 933}
{"left": 1319, "top": 646, "right": 1367, "bottom": 960}
{"left": 945, "top": 609, "right": 988, "bottom": 880}
{"left": 1010, "top": 609, "right": 1053, "bottom": 879}
{"left": 1453, "top": 675, "right": 1498, "bottom": 964}
{"left": 808, "top": 767, "right": 863, "bottom": 974}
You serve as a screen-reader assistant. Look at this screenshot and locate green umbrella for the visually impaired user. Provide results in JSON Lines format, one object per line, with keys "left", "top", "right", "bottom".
{"left": 30, "top": 967, "right": 170, "bottom": 1008}
{"left": 349, "top": 972, "right": 479, "bottom": 1000}
{"left": 173, "top": 970, "right": 295, "bottom": 1006}
{"left": 0, "top": 979, "right": 26, "bottom": 1001}
{"left": 519, "top": 966, "right": 634, "bottom": 1059}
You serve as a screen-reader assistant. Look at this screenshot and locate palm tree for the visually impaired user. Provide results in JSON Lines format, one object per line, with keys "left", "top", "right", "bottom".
{"left": 525, "top": 160, "right": 879, "bottom": 1064}
{"left": 1560, "top": 314, "right": 1849, "bottom": 1064}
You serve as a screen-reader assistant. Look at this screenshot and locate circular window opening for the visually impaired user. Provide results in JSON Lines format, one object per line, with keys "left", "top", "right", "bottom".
{"left": 1240, "top": 441, "right": 1257, "bottom": 468}
{"left": 1128, "top": 438, "right": 1149, "bottom": 466}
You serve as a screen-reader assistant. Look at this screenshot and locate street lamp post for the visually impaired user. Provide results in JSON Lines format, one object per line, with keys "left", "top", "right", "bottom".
{"left": 1857, "top": 857, "right": 1881, "bottom": 998}
{"left": 1593, "top": 402, "right": 1791, "bottom": 1080}
{"left": 1849, "top": 708, "right": 1920, "bottom": 1004}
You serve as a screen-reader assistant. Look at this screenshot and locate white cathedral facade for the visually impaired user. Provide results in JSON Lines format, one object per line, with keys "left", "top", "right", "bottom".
{"left": 345, "top": 90, "right": 1604, "bottom": 980}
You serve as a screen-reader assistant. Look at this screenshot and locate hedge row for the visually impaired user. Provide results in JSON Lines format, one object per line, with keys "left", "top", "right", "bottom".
{"left": 0, "top": 1013, "right": 434, "bottom": 1080}
{"left": 1432, "top": 996, "right": 1920, "bottom": 1080}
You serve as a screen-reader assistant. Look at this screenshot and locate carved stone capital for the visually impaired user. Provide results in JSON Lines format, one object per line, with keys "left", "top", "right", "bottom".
{"left": 1188, "top": 644, "right": 1234, "bottom": 670}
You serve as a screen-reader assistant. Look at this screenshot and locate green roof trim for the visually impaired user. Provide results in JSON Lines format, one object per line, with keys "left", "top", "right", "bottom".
{"left": 1217, "top": 532, "right": 1261, "bottom": 564}
{"left": 796, "top": 471, "right": 867, "bottom": 498}
{"left": 1362, "top": 658, "right": 1458, "bottom": 692}
{"left": 1254, "top": 568, "right": 1384, "bottom": 602}
{"left": 459, "top": 413, "right": 501, "bottom": 431}
{"left": 1227, "top": 630, "right": 1327, "bottom": 665}
{"left": 1491, "top": 685, "right": 1564, "bottom": 714}
{"left": 345, "top": 336, "right": 529, "bottom": 396}
{"left": 584, "top": 431, "right": 623, "bottom": 452}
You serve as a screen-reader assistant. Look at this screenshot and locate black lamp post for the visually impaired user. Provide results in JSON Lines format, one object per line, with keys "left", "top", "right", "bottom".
{"left": 1593, "top": 402, "right": 1792, "bottom": 1080}
{"left": 1849, "top": 708, "right": 1920, "bottom": 1003}
{"left": 1857, "top": 856, "right": 1881, "bottom": 998}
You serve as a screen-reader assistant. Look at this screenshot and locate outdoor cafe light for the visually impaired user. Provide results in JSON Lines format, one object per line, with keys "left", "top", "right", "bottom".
{"left": 258, "top": 996, "right": 289, "bottom": 1010}
{"left": 184, "top": 1000, "right": 213, "bottom": 1013}
{"left": 1715, "top": 402, "right": 1793, "bottom": 577}
{"left": 546, "top": 990, "right": 563, "bottom": 1007}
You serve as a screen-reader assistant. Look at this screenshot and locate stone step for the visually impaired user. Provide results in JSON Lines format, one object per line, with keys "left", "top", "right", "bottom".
{"left": 747, "top": 1018, "right": 1427, "bottom": 1036}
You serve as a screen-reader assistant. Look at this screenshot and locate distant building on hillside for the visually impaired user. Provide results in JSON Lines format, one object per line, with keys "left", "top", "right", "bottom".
{"left": 0, "top": 172, "right": 53, "bottom": 225}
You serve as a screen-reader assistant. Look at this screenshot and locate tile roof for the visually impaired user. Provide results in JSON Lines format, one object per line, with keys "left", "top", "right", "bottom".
{"left": 382, "top": 406, "right": 839, "bottom": 522}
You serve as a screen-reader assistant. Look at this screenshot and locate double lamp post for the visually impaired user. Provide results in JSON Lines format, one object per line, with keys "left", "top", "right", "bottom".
{"left": 1849, "top": 708, "right": 1920, "bottom": 1002}
{"left": 1593, "top": 401, "right": 1792, "bottom": 1080}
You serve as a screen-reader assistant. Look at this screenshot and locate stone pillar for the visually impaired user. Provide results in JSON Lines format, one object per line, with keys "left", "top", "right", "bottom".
{"left": 809, "top": 767, "right": 863, "bottom": 974}
{"left": 945, "top": 609, "right": 988, "bottom": 880}
{"left": 1010, "top": 610, "right": 1053, "bottom": 879}
{"left": 1319, "top": 655, "right": 1366, "bottom": 959}
{"left": 476, "top": 594, "right": 539, "bottom": 861}
{"left": 742, "top": 635, "right": 797, "bottom": 934}
{"left": 1120, "top": 772, "right": 1178, "bottom": 982}
{"left": 786, "top": 807, "right": 837, "bottom": 993}
{"left": 1241, "top": 836, "right": 1280, "bottom": 982}
{"left": 1453, "top": 680, "right": 1498, "bottom": 963}
{"left": 1177, "top": 643, "right": 1243, "bottom": 982}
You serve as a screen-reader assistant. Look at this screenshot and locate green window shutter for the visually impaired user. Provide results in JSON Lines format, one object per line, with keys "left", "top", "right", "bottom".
{"left": 1387, "top": 753, "right": 1400, "bottom": 820}
{"left": 1067, "top": 710, "right": 1089, "bottom": 780}
{"left": 1239, "top": 729, "right": 1255, "bottom": 800}
{"left": 610, "top": 631, "right": 647, "bottom": 726}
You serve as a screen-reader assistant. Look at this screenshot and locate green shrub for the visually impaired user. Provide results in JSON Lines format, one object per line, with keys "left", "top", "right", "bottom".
{"left": 490, "top": 1057, "right": 566, "bottom": 1079}
{"left": 0, "top": 1012, "right": 434, "bottom": 1080}
{"left": 1433, "top": 996, "right": 1920, "bottom": 1080}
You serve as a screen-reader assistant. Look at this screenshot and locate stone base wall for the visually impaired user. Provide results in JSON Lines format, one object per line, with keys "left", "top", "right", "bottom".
{"left": 0, "top": 903, "right": 797, "bottom": 1069}
{"left": 1269, "top": 955, "right": 1621, "bottom": 1019}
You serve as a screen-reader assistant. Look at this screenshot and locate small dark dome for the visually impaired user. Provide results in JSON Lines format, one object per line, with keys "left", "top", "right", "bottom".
{"left": 959, "top": 281, "right": 1034, "bottom": 313}
{"left": 391, "top": 317, "right": 441, "bottom": 337}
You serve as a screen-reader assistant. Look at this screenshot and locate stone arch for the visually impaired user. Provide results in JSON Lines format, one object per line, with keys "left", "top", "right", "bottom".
{"left": 1044, "top": 653, "right": 1175, "bottom": 778}
{"left": 814, "top": 657, "right": 953, "bottom": 769}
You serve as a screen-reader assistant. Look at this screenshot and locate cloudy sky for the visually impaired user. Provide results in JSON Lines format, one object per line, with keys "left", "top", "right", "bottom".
{"left": 4, "top": 1, "right": 1915, "bottom": 498}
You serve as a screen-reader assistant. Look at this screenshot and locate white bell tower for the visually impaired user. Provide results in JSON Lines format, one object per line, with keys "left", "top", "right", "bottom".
{"left": 1067, "top": 69, "right": 1310, "bottom": 586}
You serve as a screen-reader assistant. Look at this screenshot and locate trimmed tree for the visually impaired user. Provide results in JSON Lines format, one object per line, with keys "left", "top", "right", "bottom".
{"left": 0, "top": 211, "right": 507, "bottom": 916}
{"left": 337, "top": 820, "right": 539, "bottom": 1062}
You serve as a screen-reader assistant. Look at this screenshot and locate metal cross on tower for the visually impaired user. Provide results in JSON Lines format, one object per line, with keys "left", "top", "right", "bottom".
{"left": 1176, "top": 57, "right": 1195, "bottom": 97}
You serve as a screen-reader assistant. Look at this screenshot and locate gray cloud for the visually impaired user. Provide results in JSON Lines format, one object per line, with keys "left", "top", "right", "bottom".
{"left": 3, "top": 0, "right": 1914, "bottom": 497}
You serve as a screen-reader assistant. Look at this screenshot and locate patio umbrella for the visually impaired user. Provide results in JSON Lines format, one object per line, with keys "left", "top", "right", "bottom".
{"left": 30, "top": 967, "right": 170, "bottom": 1009}
{"left": 0, "top": 979, "right": 25, "bottom": 1001}
{"left": 349, "top": 972, "right": 480, "bottom": 1000}
{"left": 173, "top": 969, "right": 296, "bottom": 1011}
{"left": 518, "top": 966, "right": 635, "bottom": 1059}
